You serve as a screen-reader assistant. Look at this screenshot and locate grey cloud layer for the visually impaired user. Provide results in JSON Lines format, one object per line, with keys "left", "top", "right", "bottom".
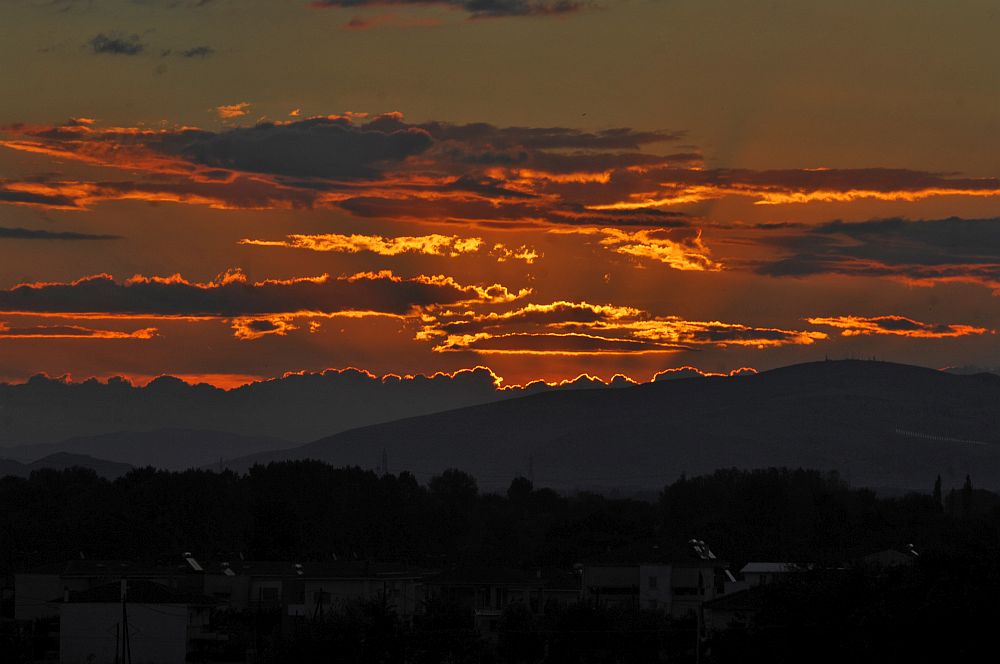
{"left": 0, "top": 226, "right": 121, "bottom": 240}
{"left": 89, "top": 32, "right": 145, "bottom": 55}
{"left": 753, "top": 217, "right": 1000, "bottom": 290}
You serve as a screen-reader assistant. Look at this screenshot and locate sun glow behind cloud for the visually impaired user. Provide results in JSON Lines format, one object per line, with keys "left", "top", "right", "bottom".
{"left": 3, "top": 102, "right": 1000, "bottom": 384}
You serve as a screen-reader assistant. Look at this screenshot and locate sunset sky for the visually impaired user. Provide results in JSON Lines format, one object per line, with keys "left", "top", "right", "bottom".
{"left": 2, "top": 0, "right": 999, "bottom": 388}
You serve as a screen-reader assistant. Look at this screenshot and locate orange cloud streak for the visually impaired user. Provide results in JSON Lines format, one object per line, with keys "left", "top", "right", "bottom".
{"left": 0, "top": 322, "right": 158, "bottom": 339}
{"left": 215, "top": 102, "right": 252, "bottom": 120}
{"left": 421, "top": 301, "right": 826, "bottom": 353}
{"left": 806, "top": 315, "right": 993, "bottom": 338}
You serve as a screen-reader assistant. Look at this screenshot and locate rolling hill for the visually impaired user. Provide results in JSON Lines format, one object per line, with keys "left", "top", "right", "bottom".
{"left": 0, "top": 452, "right": 133, "bottom": 479}
{"left": 219, "top": 360, "right": 1000, "bottom": 492}
{"left": 2, "top": 428, "right": 294, "bottom": 471}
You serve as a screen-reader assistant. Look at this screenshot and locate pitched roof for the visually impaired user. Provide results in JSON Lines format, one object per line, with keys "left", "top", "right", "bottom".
{"left": 581, "top": 539, "right": 729, "bottom": 567}
{"left": 426, "top": 566, "right": 580, "bottom": 590}
{"left": 61, "top": 580, "right": 215, "bottom": 605}
{"left": 740, "top": 562, "right": 798, "bottom": 574}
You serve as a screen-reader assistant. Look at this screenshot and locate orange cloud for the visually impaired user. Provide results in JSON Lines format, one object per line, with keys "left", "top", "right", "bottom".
{"left": 231, "top": 316, "right": 299, "bottom": 340}
{"left": 432, "top": 331, "right": 688, "bottom": 355}
{"left": 0, "top": 268, "right": 529, "bottom": 340}
{"left": 241, "top": 232, "right": 542, "bottom": 263}
{"left": 0, "top": 322, "right": 157, "bottom": 339}
{"left": 215, "top": 102, "right": 252, "bottom": 120}
{"left": 421, "top": 300, "right": 827, "bottom": 354}
{"left": 491, "top": 243, "right": 540, "bottom": 264}
{"left": 806, "top": 315, "right": 993, "bottom": 338}
{"left": 244, "top": 232, "right": 468, "bottom": 255}
{"left": 651, "top": 366, "right": 758, "bottom": 380}
{"left": 591, "top": 227, "right": 721, "bottom": 270}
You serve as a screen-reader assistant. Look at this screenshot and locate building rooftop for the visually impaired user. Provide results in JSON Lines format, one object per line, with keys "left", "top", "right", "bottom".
{"left": 61, "top": 580, "right": 215, "bottom": 605}
{"left": 581, "top": 539, "right": 730, "bottom": 567}
{"left": 740, "top": 562, "right": 798, "bottom": 575}
{"left": 427, "top": 566, "right": 580, "bottom": 590}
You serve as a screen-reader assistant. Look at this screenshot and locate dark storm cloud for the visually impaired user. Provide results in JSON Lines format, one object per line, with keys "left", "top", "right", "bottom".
{"left": 369, "top": 115, "right": 681, "bottom": 150}
{"left": 11, "top": 116, "right": 998, "bottom": 231}
{"left": 178, "top": 117, "right": 434, "bottom": 179}
{"left": 0, "top": 270, "right": 516, "bottom": 318}
{"left": 752, "top": 217, "right": 1000, "bottom": 291}
{"left": 0, "top": 115, "right": 692, "bottom": 223}
{"left": 88, "top": 33, "right": 145, "bottom": 55}
{"left": 181, "top": 45, "right": 215, "bottom": 58}
{"left": 0, "top": 187, "right": 80, "bottom": 209}
{"left": 336, "top": 196, "right": 690, "bottom": 227}
{"left": 0, "top": 226, "right": 121, "bottom": 240}
{"left": 311, "top": 0, "right": 586, "bottom": 19}
{"left": 244, "top": 319, "right": 282, "bottom": 333}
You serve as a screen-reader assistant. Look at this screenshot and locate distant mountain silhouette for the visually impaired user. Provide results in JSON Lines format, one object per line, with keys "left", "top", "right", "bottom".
{"left": 220, "top": 361, "right": 1000, "bottom": 492}
{"left": 2, "top": 428, "right": 294, "bottom": 470}
{"left": 0, "top": 368, "right": 628, "bottom": 447}
{"left": 0, "top": 452, "right": 133, "bottom": 479}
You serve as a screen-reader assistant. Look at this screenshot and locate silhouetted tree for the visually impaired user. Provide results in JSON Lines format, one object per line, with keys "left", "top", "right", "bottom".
{"left": 507, "top": 476, "right": 534, "bottom": 502}
{"left": 429, "top": 469, "right": 479, "bottom": 503}
{"left": 962, "top": 475, "right": 975, "bottom": 516}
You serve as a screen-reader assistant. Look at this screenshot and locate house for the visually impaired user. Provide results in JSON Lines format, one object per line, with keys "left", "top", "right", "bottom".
{"left": 15, "top": 558, "right": 206, "bottom": 622}
{"left": 861, "top": 545, "right": 919, "bottom": 568}
{"left": 581, "top": 539, "right": 733, "bottom": 618}
{"left": 202, "top": 560, "right": 429, "bottom": 621}
{"left": 14, "top": 555, "right": 438, "bottom": 659}
{"left": 740, "top": 562, "right": 799, "bottom": 587}
{"left": 424, "top": 567, "right": 580, "bottom": 636}
{"left": 58, "top": 579, "right": 217, "bottom": 664}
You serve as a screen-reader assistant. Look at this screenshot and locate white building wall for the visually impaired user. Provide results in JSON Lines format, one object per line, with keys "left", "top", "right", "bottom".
{"left": 638, "top": 564, "right": 672, "bottom": 612}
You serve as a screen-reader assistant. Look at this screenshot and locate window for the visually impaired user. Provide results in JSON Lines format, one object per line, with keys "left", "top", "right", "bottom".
{"left": 260, "top": 587, "right": 279, "bottom": 602}
{"left": 648, "top": 575, "right": 658, "bottom": 589}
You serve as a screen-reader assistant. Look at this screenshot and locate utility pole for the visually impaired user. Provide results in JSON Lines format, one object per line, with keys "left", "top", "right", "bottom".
{"left": 528, "top": 455, "right": 535, "bottom": 484}
{"left": 695, "top": 605, "right": 701, "bottom": 664}
{"left": 381, "top": 449, "right": 388, "bottom": 477}
{"left": 120, "top": 578, "right": 132, "bottom": 664}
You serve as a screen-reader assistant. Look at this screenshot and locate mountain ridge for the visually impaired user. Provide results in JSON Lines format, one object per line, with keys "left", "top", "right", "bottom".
{"left": 218, "top": 360, "right": 1000, "bottom": 492}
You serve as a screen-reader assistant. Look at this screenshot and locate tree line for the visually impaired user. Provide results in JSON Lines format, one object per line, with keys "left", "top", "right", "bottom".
{"left": 2, "top": 462, "right": 998, "bottom": 574}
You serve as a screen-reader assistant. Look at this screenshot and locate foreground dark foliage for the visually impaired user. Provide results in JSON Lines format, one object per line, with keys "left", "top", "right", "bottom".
{"left": 3, "top": 463, "right": 1000, "bottom": 662}
{"left": 2, "top": 463, "right": 999, "bottom": 573}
